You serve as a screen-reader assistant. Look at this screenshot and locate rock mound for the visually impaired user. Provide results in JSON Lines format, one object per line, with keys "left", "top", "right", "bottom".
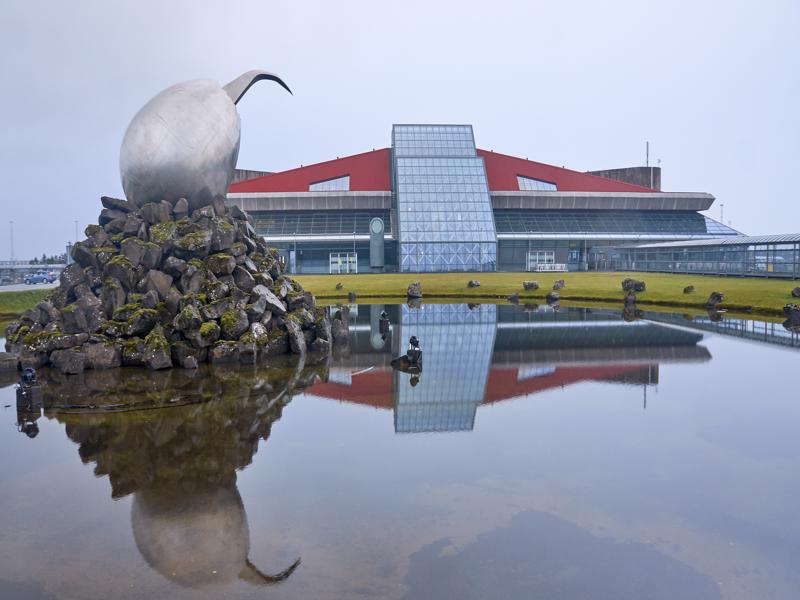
{"left": 5, "top": 197, "right": 330, "bottom": 372}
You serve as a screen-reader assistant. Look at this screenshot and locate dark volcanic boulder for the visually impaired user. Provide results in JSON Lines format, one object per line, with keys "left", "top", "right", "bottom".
{"left": 220, "top": 308, "right": 249, "bottom": 340}
{"left": 84, "top": 342, "right": 122, "bottom": 369}
{"left": 210, "top": 341, "right": 240, "bottom": 364}
{"left": 467, "top": 280, "right": 481, "bottom": 288}
{"left": 706, "top": 291, "right": 725, "bottom": 309}
{"left": 59, "top": 263, "right": 86, "bottom": 294}
{"left": 251, "top": 285, "right": 286, "bottom": 315}
{"left": 140, "top": 270, "right": 173, "bottom": 301}
{"left": 206, "top": 253, "right": 236, "bottom": 276}
{"left": 124, "top": 308, "right": 159, "bottom": 337}
{"left": 507, "top": 293, "right": 520, "bottom": 304}
{"left": 232, "top": 266, "right": 255, "bottom": 292}
{"left": 683, "top": 285, "right": 695, "bottom": 294}
{"left": 282, "top": 317, "right": 307, "bottom": 355}
{"left": 624, "top": 291, "right": 637, "bottom": 308}
{"left": 546, "top": 291, "right": 560, "bottom": 304}
{"left": 621, "top": 278, "right": 646, "bottom": 292}
{"left": 143, "top": 325, "right": 172, "bottom": 370}
{"left": 139, "top": 201, "right": 172, "bottom": 225}
{"left": 185, "top": 322, "right": 220, "bottom": 348}
{"left": 783, "top": 303, "right": 800, "bottom": 330}
{"left": 101, "top": 196, "right": 133, "bottom": 213}
{"left": 50, "top": 348, "right": 85, "bottom": 375}
{"left": 792, "top": 287, "right": 800, "bottom": 298}
{"left": 170, "top": 342, "right": 202, "bottom": 369}
{"left": 173, "top": 230, "right": 213, "bottom": 259}
{"left": 522, "top": 281, "right": 538, "bottom": 291}
{"left": 407, "top": 281, "right": 423, "bottom": 299}
{"left": 552, "top": 280, "right": 565, "bottom": 290}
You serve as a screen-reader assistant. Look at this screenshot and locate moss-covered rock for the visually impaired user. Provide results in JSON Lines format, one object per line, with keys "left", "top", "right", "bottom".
{"left": 219, "top": 308, "right": 249, "bottom": 340}
{"left": 143, "top": 324, "right": 171, "bottom": 370}
{"left": 205, "top": 253, "right": 236, "bottom": 276}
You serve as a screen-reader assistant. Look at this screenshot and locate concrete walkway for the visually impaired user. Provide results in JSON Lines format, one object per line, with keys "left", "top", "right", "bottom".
{"left": 0, "top": 282, "right": 58, "bottom": 294}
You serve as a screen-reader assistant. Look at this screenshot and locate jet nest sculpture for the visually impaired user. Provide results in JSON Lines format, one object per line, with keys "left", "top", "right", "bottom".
{"left": 120, "top": 70, "right": 291, "bottom": 211}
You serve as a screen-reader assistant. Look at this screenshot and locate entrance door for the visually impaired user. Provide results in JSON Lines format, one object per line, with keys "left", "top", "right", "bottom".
{"left": 526, "top": 250, "right": 555, "bottom": 271}
{"left": 329, "top": 252, "right": 358, "bottom": 274}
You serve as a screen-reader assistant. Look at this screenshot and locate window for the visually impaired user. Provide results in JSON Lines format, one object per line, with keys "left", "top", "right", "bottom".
{"left": 329, "top": 252, "right": 357, "bottom": 274}
{"left": 517, "top": 175, "right": 557, "bottom": 191}
{"left": 309, "top": 175, "right": 350, "bottom": 192}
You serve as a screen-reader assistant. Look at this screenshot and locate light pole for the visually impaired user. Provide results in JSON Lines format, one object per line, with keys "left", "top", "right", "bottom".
{"left": 9, "top": 220, "right": 14, "bottom": 262}
{"left": 74, "top": 220, "right": 78, "bottom": 243}
{"left": 720, "top": 203, "right": 725, "bottom": 224}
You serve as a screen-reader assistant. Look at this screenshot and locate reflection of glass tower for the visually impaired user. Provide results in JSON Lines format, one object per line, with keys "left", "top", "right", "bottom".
{"left": 394, "top": 304, "right": 497, "bottom": 433}
{"left": 393, "top": 125, "right": 497, "bottom": 272}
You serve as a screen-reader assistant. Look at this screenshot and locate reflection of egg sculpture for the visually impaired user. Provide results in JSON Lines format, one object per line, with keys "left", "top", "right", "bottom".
{"left": 120, "top": 70, "right": 291, "bottom": 211}
{"left": 131, "top": 482, "right": 299, "bottom": 587}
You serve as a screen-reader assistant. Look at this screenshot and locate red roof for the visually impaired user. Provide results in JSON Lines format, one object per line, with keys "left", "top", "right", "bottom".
{"left": 229, "top": 147, "right": 655, "bottom": 194}
{"left": 229, "top": 148, "right": 391, "bottom": 193}
{"left": 477, "top": 149, "right": 656, "bottom": 193}
{"left": 306, "top": 364, "right": 651, "bottom": 410}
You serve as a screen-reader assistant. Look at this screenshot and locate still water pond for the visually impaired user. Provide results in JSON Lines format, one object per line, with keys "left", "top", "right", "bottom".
{"left": 1, "top": 303, "right": 799, "bottom": 600}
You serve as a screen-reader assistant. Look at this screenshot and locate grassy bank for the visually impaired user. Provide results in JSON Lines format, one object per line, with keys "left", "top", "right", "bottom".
{"left": 0, "top": 272, "right": 795, "bottom": 326}
{"left": 295, "top": 271, "right": 798, "bottom": 316}
{"left": 0, "top": 289, "right": 50, "bottom": 324}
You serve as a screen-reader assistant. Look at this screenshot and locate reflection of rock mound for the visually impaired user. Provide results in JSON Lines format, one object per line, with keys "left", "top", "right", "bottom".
{"left": 5, "top": 197, "right": 330, "bottom": 372}
{"left": 50, "top": 361, "right": 323, "bottom": 587}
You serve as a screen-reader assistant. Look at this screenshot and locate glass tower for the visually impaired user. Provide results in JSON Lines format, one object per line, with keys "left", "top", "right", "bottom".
{"left": 392, "top": 125, "right": 497, "bottom": 272}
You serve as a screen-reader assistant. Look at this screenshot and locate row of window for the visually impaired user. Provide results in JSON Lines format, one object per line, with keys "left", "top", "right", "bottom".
{"left": 398, "top": 157, "right": 482, "bottom": 167}
{"left": 252, "top": 211, "right": 391, "bottom": 236}
{"left": 397, "top": 167, "right": 486, "bottom": 177}
{"left": 493, "top": 210, "right": 737, "bottom": 235}
{"left": 308, "top": 175, "right": 350, "bottom": 192}
{"left": 398, "top": 183, "right": 488, "bottom": 194}
{"left": 393, "top": 125, "right": 473, "bottom": 134}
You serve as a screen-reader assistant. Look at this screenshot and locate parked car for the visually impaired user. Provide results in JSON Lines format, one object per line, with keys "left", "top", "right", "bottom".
{"left": 24, "top": 271, "right": 56, "bottom": 284}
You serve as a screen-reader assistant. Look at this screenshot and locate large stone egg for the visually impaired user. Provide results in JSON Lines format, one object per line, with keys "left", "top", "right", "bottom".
{"left": 119, "top": 70, "right": 290, "bottom": 212}
{"left": 120, "top": 79, "right": 240, "bottom": 212}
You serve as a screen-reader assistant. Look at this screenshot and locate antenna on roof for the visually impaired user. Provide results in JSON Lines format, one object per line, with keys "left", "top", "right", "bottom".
{"left": 646, "top": 141, "right": 649, "bottom": 167}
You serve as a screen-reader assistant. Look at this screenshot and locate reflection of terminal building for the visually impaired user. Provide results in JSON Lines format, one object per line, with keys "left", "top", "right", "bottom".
{"left": 306, "top": 304, "right": 710, "bottom": 433}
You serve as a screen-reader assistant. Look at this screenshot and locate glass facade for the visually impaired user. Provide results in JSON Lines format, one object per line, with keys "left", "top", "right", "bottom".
{"left": 309, "top": 175, "right": 350, "bottom": 191}
{"left": 517, "top": 175, "right": 557, "bottom": 191}
{"left": 393, "top": 125, "right": 497, "bottom": 272}
{"left": 494, "top": 210, "right": 739, "bottom": 236}
{"left": 608, "top": 239, "right": 800, "bottom": 278}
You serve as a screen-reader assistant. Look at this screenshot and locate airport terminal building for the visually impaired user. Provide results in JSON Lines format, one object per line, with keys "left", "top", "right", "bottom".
{"left": 227, "top": 124, "right": 738, "bottom": 274}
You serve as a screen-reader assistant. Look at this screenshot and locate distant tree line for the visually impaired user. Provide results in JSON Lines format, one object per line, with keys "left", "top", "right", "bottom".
{"left": 28, "top": 253, "right": 67, "bottom": 264}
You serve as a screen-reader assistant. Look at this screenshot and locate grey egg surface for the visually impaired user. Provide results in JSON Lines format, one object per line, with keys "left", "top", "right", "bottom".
{"left": 120, "top": 79, "right": 240, "bottom": 210}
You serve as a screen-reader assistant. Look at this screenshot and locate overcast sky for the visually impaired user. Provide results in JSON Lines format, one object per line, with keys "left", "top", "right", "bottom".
{"left": 1, "top": 0, "right": 798, "bottom": 259}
